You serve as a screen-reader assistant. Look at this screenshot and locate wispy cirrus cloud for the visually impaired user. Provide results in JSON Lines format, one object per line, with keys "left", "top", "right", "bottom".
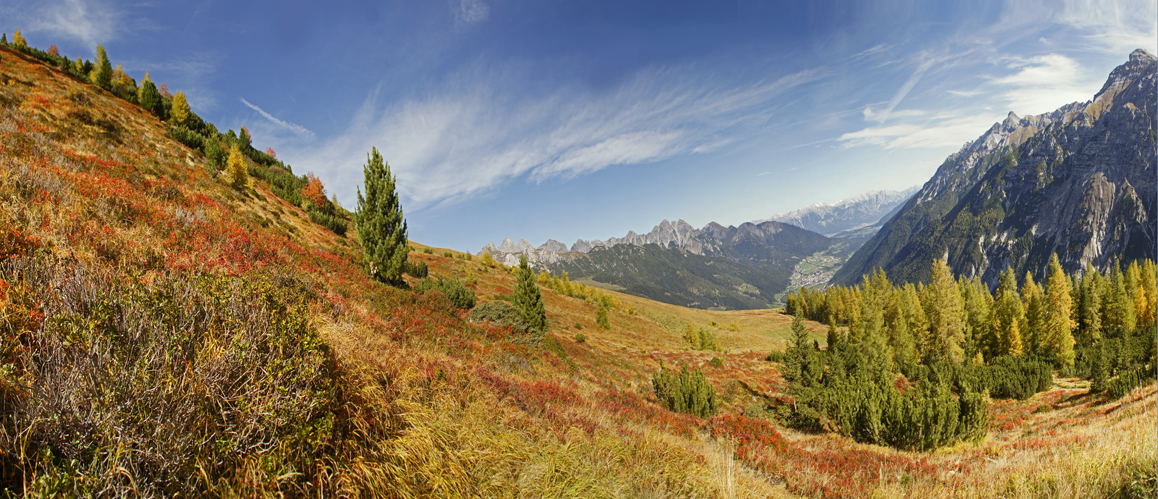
{"left": 27, "top": 0, "right": 119, "bottom": 51}
{"left": 1055, "top": 0, "right": 1157, "bottom": 55}
{"left": 840, "top": 50, "right": 1107, "bottom": 151}
{"left": 283, "top": 64, "right": 820, "bottom": 209}
{"left": 240, "top": 98, "right": 315, "bottom": 139}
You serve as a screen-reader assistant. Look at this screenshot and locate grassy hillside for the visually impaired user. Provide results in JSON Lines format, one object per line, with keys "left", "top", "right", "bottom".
{"left": 0, "top": 43, "right": 1154, "bottom": 498}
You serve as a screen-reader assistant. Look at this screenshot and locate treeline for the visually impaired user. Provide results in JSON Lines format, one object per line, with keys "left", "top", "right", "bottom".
{"left": 775, "top": 256, "right": 1156, "bottom": 451}
{"left": 785, "top": 256, "right": 1156, "bottom": 376}
{"left": 1, "top": 31, "right": 350, "bottom": 236}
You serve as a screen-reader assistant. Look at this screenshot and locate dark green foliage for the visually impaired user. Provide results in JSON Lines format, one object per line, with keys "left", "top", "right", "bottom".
{"left": 709, "top": 356, "right": 724, "bottom": 368}
{"left": 203, "top": 136, "right": 225, "bottom": 172}
{"left": 513, "top": 255, "right": 548, "bottom": 332}
{"left": 354, "top": 147, "right": 408, "bottom": 284}
{"left": 957, "top": 356, "right": 1053, "bottom": 400}
{"left": 574, "top": 333, "right": 586, "bottom": 343}
{"left": 413, "top": 277, "right": 475, "bottom": 310}
{"left": 167, "top": 126, "right": 204, "bottom": 151}
{"left": 1106, "top": 365, "right": 1154, "bottom": 400}
{"left": 783, "top": 315, "right": 822, "bottom": 388}
{"left": 652, "top": 364, "right": 719, "bottom": 418}
{"left": 403, "top": 259, "right": 428, "bottom": 278}
{"left": 308, "top": 208, "right": 348, "bottom": 236}
{"left": 138, "top": 80, "right": 163, "bottom": 118}
{"left": 422, "top": 247, "right": 433, "bottom": 254}
{"left": 767, "top": 350, "right": 784, "bottom": 363}
{"left": 469, "top": 301, "right": 535, "bottom": 336}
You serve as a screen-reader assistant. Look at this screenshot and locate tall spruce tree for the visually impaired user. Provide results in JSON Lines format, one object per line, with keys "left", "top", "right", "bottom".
{"left": 354, "top": 147, "right": 408, "bottom": 284}
{"left": 513, "top": 255, "right": 547, "bottom": 332}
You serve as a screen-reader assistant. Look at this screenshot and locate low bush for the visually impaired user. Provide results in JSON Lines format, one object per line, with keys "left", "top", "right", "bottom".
{"left": 767, "top": 350, "right": 784, "bottom": 363}
{"left": 652, "top": 364, "right": 719, "bottom": 418}
{"left": 0, "top": 256, "right": 360, "bottom": 495}
{"left": 167, "top": 126, "right": 204, "bottom": 151}
{"left": 468, "top": 301, "right": 533, "bottom": 335}
{"left": 403, "top": 260, "right": 428, "bottom": 279}
{"left": 574, "top": 333, "right": 586, "bottom": 343}
{"left": 307, "top": 208, "right": 348, "bottom": 236}
{"left": 709, "top": 357, "right": 724, "bottom": 368}
{"left": 413, "top": 277, "right": 475, "bottom": 310}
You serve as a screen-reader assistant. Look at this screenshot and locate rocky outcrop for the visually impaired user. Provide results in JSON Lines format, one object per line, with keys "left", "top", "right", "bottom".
{"left": 833, "top": 49, "right": 1156, "bottom": 286}
{"left": 570, "top": 219, "right": 704, "bottom": 254}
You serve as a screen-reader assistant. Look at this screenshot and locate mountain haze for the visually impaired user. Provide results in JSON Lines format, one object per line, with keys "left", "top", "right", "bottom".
{"left": 759, "top": 186, "right": 919, "bottom": 237}
{"left": 833, "top": 49, "right": 1157, "bottom": 287}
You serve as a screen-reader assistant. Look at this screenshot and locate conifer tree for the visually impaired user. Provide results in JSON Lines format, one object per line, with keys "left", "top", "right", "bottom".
{"left": 12, "top": 28, "right": 25, "bottom": 47}
{"left": 513, "top": 255, "right": 548, "bottom": 332}
{"left": 924, "top": 258, "right": 965, "bottom": 364}
{"left": 170, "top": 91, "right": 190, "bottom": 125}
{"left": 138, "top": 76, "right": 163, "bottom": 118}
{"left": 93, "top": 44, "right": 112, "bottom": 90}
{"left": 226, "top": 144, "right": 248, "bottom": 190}
{"left": 784, "top": 314, "right": 818, "bottom": 387}
{"left": 1103, "top": 262, "right": 1136, "bottom": 336}
{"left": 1021, "top": 272, "right": 1046, "bottom": 355}
{"left": 1140, "top": 260, "right": 1157, "bottom": 326}
{"left": 1077, "top": 263, "right": 1104, "bottom": 344}
{"left": 354, "top": 147, "right": 408, "bottom": 284}
{"left": 1044, "top": 254, "right": 1075, "bottom": 369}
{"left": 1126, "top": 261, "right": 1149, "bottom": 329}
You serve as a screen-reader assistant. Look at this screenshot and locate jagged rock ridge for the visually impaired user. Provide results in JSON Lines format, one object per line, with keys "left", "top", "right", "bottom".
{"left": 832, "top": 49, "right": 1156, "bottom": 287}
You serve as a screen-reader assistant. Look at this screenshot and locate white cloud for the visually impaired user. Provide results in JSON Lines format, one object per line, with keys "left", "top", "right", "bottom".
{"left": 991, "top": 53, "right": 1101, "bottom": 115}
{"left": 282, "top": 65, "right": 820, "bottom": 209}
{"left": 29, "top": 0, "right": 118, "bottom": 51}
{"left": 240, "top": 98, "right": 315, "bottom": 139}
{"left": 1056, "top": 0, "right": 1158, "bottom": 55}
{"left": 452, "top": 0, "right": 490, "bottom": 26}
{"left": 838, "top": 114, "right": 1002, "bottom": 150}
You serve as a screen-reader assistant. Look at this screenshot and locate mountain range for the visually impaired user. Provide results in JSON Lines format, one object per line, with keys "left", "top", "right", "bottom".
{"left": 833, "top": 49, "right": 1156, "bottom": 286}
{"left": 758, "top": 186, "right": 919, "bottom": 237}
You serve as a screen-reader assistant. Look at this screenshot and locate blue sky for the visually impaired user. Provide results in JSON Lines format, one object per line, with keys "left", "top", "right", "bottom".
{"left": 5, "top": 0, "right": 1156, "bottom": 252}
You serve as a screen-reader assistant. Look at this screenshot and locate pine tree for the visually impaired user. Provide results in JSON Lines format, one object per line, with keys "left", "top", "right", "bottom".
{"left": 138, "top": 76, "right": 163, "bottom": 118}
{"left": 1140, "top": 260, "right": 1157, "bottom": 326}
{"left": 1021, "top": 272, "right": 1046, "bottom": 356}
{"left": 513, "top": 255, "right": 548, "bottom": 332}
{"left": 1044, "top": 254, "right": 1075, "bottom": 369}
{"left": 170, "top": 91, "right": 190, "bottom": 125}
{"left": 1077, "top": 263, "right": 1104, "bottom": 344}
{"left": 226, "top": 144, "right": 248, "bottom": 190}
{"left": 1103, "top": 262, "right": 1136, "bottom": 337}
{"left": 93, "top": 44, "right": 112, "bottom": 90}
{"left": 354, "top": 147, "right": 408, "bottom": 284}
{"left": 924, "top": 258, "right": 965, "bottom": 364}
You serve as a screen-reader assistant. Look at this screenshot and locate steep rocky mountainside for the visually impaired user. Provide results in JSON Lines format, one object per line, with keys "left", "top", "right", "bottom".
{"left": 833, "top": 49, "right": 1156, "bottom": 287}
{"left": 758, "top": 186, "right": 919, "bottom": 237}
